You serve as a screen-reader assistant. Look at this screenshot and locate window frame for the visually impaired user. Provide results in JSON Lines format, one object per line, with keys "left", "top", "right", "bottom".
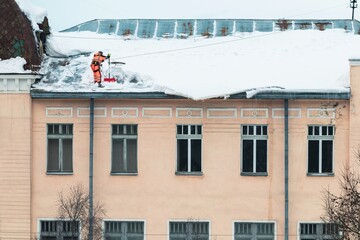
{"left": 233, "top": 221, "right": 276, "bottom": 240}
{"left": 176, "top": 124, "right": 203, "bottom": 175}
{"left": 299, "top": 222, "right": 339, "bottom": 240}
{"left": 241, "top": 125, "right": 268, "bottom": 176}
{"left": 38, "top": 218, "right": 80, "bottom": 240}
{"left": 307, "top": 125, "right": 334, "bottom": 176}
{"left": 103, "top": 219, "right": 145, "bottom": 240}
{"left": 46, "top": 124, "right": 74, "bottom": 175}
{"left": 111, "top": 124, "right": 138, "bottom": 175}
{"left": 169, "top": 220, "right": 210, "bottom": 240}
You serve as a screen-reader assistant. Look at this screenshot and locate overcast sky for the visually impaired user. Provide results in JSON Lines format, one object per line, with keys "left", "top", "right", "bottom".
{"left": 28, "top": 0, "right": 353, "bottom": 31}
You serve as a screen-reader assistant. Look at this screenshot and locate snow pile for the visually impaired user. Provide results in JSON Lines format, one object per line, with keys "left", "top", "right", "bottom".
{"left": 15, "top": 0, "right": 47, "bottom": 31}
{"left": 35, "top": 29, "right": 360, "bottom": 99}
{"left": 0, "top": 57, "right": 31, "bottom": 73}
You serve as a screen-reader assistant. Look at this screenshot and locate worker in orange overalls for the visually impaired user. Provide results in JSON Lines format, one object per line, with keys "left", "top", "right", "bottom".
{"left": 90, "top": 51, "right": 109, "bottom": 87}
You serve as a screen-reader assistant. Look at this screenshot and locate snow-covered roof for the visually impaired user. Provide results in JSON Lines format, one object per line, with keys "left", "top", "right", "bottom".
{"left": 28, "top": 19, "right": 360, "bottom": 99}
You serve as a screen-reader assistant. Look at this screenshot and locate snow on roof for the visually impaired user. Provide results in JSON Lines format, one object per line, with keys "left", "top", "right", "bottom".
{"left": 15, "top": 0, "right": 47, "bottom": 31}
{"left": 33, "top": 28, "right": 360, "bottom": 99}
{"left": 0, "top": 57, "right": 31, "bottom": 74}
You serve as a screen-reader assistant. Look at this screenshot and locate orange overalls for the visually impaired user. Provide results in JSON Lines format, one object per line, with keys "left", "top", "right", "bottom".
{"left": 90, "top": 52, "right": 107, "bottom": 84}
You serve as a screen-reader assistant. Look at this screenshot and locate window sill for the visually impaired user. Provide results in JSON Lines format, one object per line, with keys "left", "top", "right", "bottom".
{"left": 46, "top": 172, "right": 73, "bottom": 175}
{"left": 110, "top": 172, "right": 138, "bottom": 176}
{"left": 241, "top": 172, "right": 268, "bottom": 176}
{"left": 175, "top": 171, "right": 203, "bottom": 176}
{"left": 307, "top": 173, "right": 334, "bottom": 177}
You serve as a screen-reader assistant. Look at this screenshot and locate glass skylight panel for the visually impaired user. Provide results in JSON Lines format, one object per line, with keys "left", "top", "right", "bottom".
{"left": 98, "top": 20, "right": 118, "bottom": 34}
{"left": 137, "top": 19, "right": 156, "bottom": 38}
{"left": 156, "top": 20, "right": 176, "bottom": 38}
{"left": 117, "top": 19, "right": 137, "bottom": 36}
{"left": 176, "top": 19, "right": 195, "bottom": 38}
{"left": 215, "top": 19, "right": 234, "bottom": 36}
{"left": 235, "top": 20, "right": 254, "bottom": 33}
{"left": 78, "top": 20, "right": 99, "bottom": 32}
{"left": 254, "top": 20, "right": 273, "bottom": 32}
{"left": 196, "top": 19, "right": 214, "bottom": 37}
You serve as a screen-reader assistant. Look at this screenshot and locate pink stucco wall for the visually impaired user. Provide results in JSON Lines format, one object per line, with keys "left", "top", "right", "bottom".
{"left": 31, "top": 97, "right": 350, "bottom": 239}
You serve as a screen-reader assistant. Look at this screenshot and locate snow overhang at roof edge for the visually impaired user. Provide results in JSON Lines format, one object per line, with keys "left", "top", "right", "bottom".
{"left": 30, "top": 90, "right": 350, "bottom": 100}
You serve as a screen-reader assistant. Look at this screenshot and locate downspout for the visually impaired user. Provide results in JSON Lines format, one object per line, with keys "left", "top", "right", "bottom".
{"left": 89, "top": 98, "right": 94, "bottom": 240}
{"left": 284, "top": 99, "right": 289, "bottom": 240}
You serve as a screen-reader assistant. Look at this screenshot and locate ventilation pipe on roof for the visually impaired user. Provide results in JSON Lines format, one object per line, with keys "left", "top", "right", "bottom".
{"left": 89, "top": 98, "right": 94, "bottom": 240}
{"left": 284, "top": 99, "right": 289, "bottom": 240}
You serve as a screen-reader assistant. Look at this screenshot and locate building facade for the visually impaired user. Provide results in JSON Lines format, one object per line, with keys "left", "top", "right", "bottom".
{"left": 22, "top": 60, "right": 360, "bottom": 240}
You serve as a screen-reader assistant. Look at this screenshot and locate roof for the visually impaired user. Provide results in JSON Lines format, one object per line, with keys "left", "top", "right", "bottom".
{"left": 31, "top": 19, "right": 360, "bottom": 100}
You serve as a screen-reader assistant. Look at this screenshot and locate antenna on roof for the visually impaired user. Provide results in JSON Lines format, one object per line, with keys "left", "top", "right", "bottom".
{"left": 351, "top": 0, "right": 358, "bottom": 20}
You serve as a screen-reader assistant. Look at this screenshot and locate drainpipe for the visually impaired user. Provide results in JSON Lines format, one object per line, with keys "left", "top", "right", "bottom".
{"left": 89, "top": 98, "right": 94, "bottom": 240}
{"left": 284, "top": 99, "right": 289, "bottom": 240}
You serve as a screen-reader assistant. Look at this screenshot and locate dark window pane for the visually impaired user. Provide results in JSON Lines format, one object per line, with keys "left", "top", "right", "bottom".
{"left": 322, "top": 126, "right": 327, "bottom": 136}
{"left": 328, "top": 126, "right": 334, "bottom": 135}
{"left": 48, "top": 139, "right": 59, "bottom": 171}
{"left": 183, "top": 126, "right": 188, "bottom": 135}
{"left": 249, "top": 126, "right": 254, "bottom": 135}
{"left": 322, "top": 140, "right": 333, "bottom": 173}
{"left": 256, "top": 126, "right": 262, "bottom": 135}
{"left": 197, "top": 125, "right": 202, "bottom": 134}
{"left": 308, "top": 140, "right": 319, "bottom": 173}
{"left": 191, "top": 139, "right": 202, "bottom": 172}
{"left": 314, "top": 126, "right": 319, "bottom": 135}
{"left": 177, "top": 139, "right": 188, "bottom": 171}
{"left": 177, "top": 125, "right": 182, "bottom": 134}
{"left": 62, "top": 139, "right": 73, "bottom": 172}
{"left": 243, "top": 140, "right": 254, "bottom": 172}
{"left": 112, "top": 139, "right": 124, "bottom": 172}
{"left": 256, "top": 140, "right": 267, "bottom": 173}
{"left": 263, "top": 126, "right": 267, "bottom": 135}
{"left": 243, "top": 126, "right": 247, "bottom": 135}
{"left": 127, "top": 139, "right": 138, "bottom": 173}
{"left": 308, "top": 126, "right": 313, "bottom": 135}
{"left": 191, "top": 125, "right": 196, "bottom": 134}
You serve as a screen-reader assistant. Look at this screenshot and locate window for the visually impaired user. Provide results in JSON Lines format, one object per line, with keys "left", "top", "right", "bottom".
{"left": 104, "top": 221, "right": 144, "bottom": 240}
{"left": 47, "top": 124, "right": 73, "bottom": 173}
{"left": 177, "top": 125, "right": 202, "bottom": 173}
{"left": 169, "top": 221, "right": 209, "bottom": 240}
{"left": 300, "top": 223, "right": 339, "bottom": 240}
{"left": 112, "top": 125, "right": 138, "bottom": 174}
{"left": 40, "top": 220, "right": 79, "bottom": 240}
{"left": 234, "top": 222, "right": 274, "bottom": 240}
{"left": 242, "top": 125, "right": 268, "bottom": 175}
{"left": 308, "top": 126, "right": 334, "bottom": 174}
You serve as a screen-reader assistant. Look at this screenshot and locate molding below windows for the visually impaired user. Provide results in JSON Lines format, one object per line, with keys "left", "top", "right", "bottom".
{"left": 110, "top": 172, "right": 138, "bottom": 176}
{"left": 241, "top": 172, "right": 268, "bottom": 177}
{"left": 175, "top": 171, "right": 203, "bottom": 176}
{"left": 46, "top": 172, "right": 73, "bottom": 175}
{"left": 307, "top": 173, "right": 335, "bottom": 177}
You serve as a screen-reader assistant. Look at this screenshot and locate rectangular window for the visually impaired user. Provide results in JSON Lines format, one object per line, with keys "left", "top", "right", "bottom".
{"left": 300, "top": 223, "right": 339, "bottom": 240}
{"left": 104, "top": 221, "right": 144, "bottom": 240}
{"left": 242, "top": 125, "right": 268, "bottom": 175}
{"left": 112, "top": 125, "right": 138, "bottom": 174}
{"left": 47, "top": 124, "right": 73, "bottom": 173}
{"left": 308, "top": 126, "right": 334, "bottom": 175}
{"left": 234, "top": 222, "right": 274, "bottom": 240}
{"left": 40, "top": 220, "right": 79, "bottom": 240}
{"left": 177, "top": 125, "right": 202, "bottom": 174}
{"left": 169, "top": 221, "right": 209, "bottom": 240}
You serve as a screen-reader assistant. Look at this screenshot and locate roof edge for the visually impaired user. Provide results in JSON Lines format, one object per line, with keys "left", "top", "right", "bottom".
{"left": 30, "top": 90, "right": 350, "bottom": 100}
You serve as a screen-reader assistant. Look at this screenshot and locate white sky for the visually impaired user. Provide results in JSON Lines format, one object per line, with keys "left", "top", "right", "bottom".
{"left": 28, "top": 0, "right": 353, "bottom": 31}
